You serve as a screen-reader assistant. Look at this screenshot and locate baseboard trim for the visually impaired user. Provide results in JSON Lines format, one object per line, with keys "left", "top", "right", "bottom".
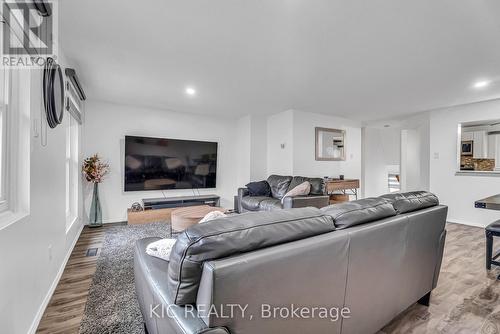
{"left": 447, "top": 219, "right": 485, "bottom": 228}
{"left": 84, "top": 219, "right": 127, "bottom": 225}
{"left": 100, "top": 217, "right": 127, "bottom": 224}
{"left": 27, "top": 222, "right": 84, "bottom": 334}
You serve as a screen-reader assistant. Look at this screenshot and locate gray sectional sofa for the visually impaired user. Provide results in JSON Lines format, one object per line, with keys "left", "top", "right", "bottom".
{"left": 134, "top": 191, "right": 447, "bottom": 334}
{"left": 236, "top": 175, "right": 330, "bottom": 212}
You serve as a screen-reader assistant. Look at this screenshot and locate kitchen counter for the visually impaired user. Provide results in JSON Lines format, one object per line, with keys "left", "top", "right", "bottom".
{"left": 456, "top": 170, "right": 500, "bottom": 177}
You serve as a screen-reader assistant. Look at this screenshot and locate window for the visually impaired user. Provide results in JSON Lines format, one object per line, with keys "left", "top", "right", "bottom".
{"left": 388, "top": 173, "right": 400, "bottom": 193}
{"left": 65, "top": 68, "right": 84, "bottom": 232}
{"left": 66, "top": 115, "right": 79, "bottom": 231}
{"left": 0, "top": 20, "right": 30, "bottom": 230}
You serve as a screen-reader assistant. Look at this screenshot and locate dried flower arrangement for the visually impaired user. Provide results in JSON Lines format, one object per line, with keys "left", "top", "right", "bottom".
{"left": 82, "top": 154, "right": 109, "bottom": 183}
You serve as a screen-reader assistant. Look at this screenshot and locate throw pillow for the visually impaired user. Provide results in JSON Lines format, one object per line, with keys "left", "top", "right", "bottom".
{"left": 245, "top": 180, "right": 271, "bottom": 196}
{"left": 199, "top": 210, "right": 226, "bottom": 223}
{"left": 281, "top": 181, "right": 311, "bottom": 203}
{"left": 146, "top": 238, "right": 177, "bottom": 261}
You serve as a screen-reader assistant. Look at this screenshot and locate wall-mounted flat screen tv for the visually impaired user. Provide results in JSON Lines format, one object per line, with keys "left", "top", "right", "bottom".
{"left": 124, "top": 136, "right": 218, "bottom": 191}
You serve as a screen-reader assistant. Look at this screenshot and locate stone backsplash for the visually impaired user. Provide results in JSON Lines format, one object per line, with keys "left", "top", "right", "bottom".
{"left": 460, "top": 156, "right": 496, "bottom": 171}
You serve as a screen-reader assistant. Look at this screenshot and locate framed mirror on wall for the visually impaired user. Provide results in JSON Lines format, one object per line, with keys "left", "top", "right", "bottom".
{"left": 315, "top": 127, "right": 346, "bottom": 161}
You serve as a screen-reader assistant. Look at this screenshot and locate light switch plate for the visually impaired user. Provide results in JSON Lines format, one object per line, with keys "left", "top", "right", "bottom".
{"left": 32, "top": 119, "right": 39, "bottom": 138}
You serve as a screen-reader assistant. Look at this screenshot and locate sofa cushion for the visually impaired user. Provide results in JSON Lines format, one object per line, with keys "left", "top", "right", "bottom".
{"left": 380, "top": 191, "right": 439, "bottom": 214}
{"left": 167, "top": 207, "right": 335, "bottom": 305}
{"left": 282, "top": 181, "right": 311, "bottom": 203}
{"left": 267, "top": 175, "right": 293, "bottom": 199}
{"left": 289, "top": 176, "right": 324, "bottom": 195}
{"left": 245, "top": 180, "right": 271, "bottom": 197}
{"left": 321, "top": 198, "right": 397, "bottom": 229}
{"left": 241, "top": 196, "right": 269, "bottom": 211}
{"left": 259, "top": 198, "right": 283, "bottom": 211}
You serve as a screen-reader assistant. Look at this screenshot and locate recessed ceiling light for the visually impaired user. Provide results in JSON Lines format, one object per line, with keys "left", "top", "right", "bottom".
{"left": 473, "top": 80, "right": 491, "bottom": 89}
{"left": 185, "top": 87, "right": 196, "bottom": 96}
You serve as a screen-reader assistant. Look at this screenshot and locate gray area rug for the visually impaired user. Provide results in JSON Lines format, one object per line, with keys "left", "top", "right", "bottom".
{"left": 79, "top": 223, "right": 172, "bottom": 334}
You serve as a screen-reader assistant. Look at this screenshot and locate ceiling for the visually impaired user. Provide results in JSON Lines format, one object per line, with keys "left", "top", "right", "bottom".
{"left": 59, "top": 0, "right": 500, "bottom": 121}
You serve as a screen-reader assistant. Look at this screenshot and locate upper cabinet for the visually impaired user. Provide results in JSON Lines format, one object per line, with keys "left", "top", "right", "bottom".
{"left": 473, "top": 131, "right": 488, "bottom": 159}
{"left": 461, "top": 130, "right": 493, "bottom": 159}
{"left": 462, "top": 131, "right": 473, "bottom": 141}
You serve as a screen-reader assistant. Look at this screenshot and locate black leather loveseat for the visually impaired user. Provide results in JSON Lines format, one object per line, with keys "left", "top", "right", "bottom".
{"left": 236, "top": 175, "right": 330, "bottom": 212}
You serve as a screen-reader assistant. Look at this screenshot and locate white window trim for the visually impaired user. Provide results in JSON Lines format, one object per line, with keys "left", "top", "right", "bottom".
{"left": 65, "top": 70, "right": 84, "bottom": 233}
{"left": 0, "top": 18, "right": 31, "bottom": 230}
{"left": 65, "top": 112, "right": 80, "bottom": 233}
{"left": 0, "top": 68, "right": 31, "bottom": 230}
{"left": 0, "top": 104, "right": 8, "bottom": 213}
{"left": 0, "top": 65, "right": 10, "bottom": 215}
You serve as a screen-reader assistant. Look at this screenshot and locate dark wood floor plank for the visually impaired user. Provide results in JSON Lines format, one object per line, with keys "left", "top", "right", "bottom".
{"left": 36, "top": 225, "right": 108, "bottom": 334}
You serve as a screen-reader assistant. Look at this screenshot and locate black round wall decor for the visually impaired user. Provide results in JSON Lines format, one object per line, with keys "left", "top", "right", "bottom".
{"left": 43, "top": 57, "right": 64, "bottom": 129}
{"left": 34, "top": 1, "right": 52, "bottom": 17}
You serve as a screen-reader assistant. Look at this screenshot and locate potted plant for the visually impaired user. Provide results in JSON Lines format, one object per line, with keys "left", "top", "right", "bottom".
{"left": 82, "top": 154, "right": 109, "bottom": 227}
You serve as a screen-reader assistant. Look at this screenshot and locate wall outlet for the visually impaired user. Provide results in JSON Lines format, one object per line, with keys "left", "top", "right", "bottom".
{"left": 433, "top": 152, "right": 440, "bottom": 160}
{"left": 48, "top": 244, "right": 53, "bottom": 261}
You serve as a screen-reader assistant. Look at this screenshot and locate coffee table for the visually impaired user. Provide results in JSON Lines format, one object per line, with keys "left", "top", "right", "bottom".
{"left": 171, "top": 205, "right": 226, "bottom": 232}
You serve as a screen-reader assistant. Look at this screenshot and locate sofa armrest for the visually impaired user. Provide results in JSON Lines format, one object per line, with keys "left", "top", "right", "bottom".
{"left": 432, "top": 229, "right": 447, "bottom": 289}
{"left": 282, "top": 195, "right": 330, "bottom": 209}
{"left": 236, "top": 188, "right": 250, "bottom": 213}
{"left": 134, "top": 238, "right": 231, "bottom": 334}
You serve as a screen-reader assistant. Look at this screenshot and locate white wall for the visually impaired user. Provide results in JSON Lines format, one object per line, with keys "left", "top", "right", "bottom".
{"left": 249, "top": 116, "right": 268, "bottom": 181}
{"left": 266, "top": 109, "right": 362, "bottom": 182}
{"left": 82, "top": 100, "right": 240, "bottom": 223}
{"left": 0, "top": 66, "right": 84, "bottom": 333}
{"left": 430, "top": 99, "right": 500, "bottom": 226}
{"left": 267, "top": 110, "right": 294, "bottom": 175}
{"left": 419, "top": 119, "right": 431, "bottom": 190}
{"left": 236, "top": 115, "right": 251, "bottom": 187}
{"left": 385, "top": 113, "right": 430, "bottom": 193}
{"left": 292, "top": 110, "right": 362, "bottom": 180}
{"left": 83, "top": 102, "right": 364, "bottom": 223}
{"left": 401, "top": 129, "right": 420, "bottom": 191}
{"left": 235, "top": 114, "right": 268, "bottom": 185}
{"left": 380, "top": 128, "right": 401, "bottom": 166}
{"left": 362, "top": 127, "right": 401, "bottom": 197}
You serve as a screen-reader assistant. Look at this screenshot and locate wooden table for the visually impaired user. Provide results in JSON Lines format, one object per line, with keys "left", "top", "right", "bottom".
{"left": 475, "top": 194, "right": 500, "bottom": 279}
{"left": 475, "top": 194, "right": 500, "bottom": 210}
{"left": 127, "top": 207, "right": 174, "bottom": 225}
{"left": 325, "top": 179, "right": 360, "bottom": 203}
{"left": 171, "top": 205, "right": 226, "bottom": 232}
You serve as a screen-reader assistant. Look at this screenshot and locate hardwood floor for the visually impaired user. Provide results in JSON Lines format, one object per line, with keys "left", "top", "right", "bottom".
{"left": 36, "top": 222, "right": 500, "bottom": 334}
{"left": 36, "top": 225, "right": 108, "bottom": 334}
{"left": 381, "top": 222, "right": 500, "bottom": 333}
